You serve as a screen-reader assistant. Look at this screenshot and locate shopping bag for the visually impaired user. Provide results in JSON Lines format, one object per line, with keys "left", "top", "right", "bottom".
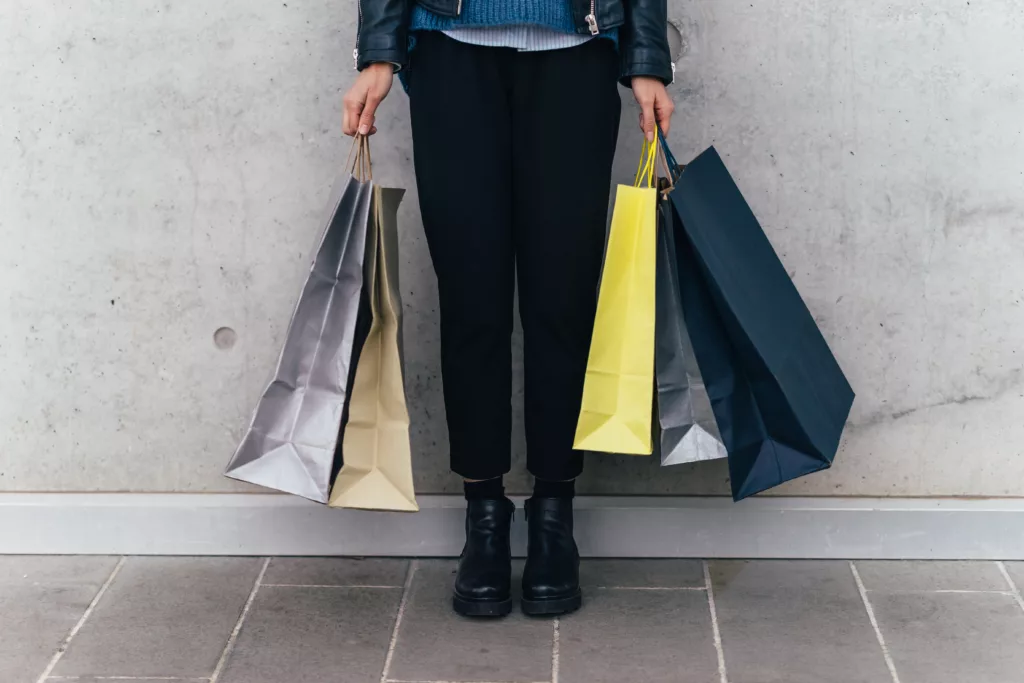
{"left": 654, "top": 187, "right": 727, "bottom": 466}
{"left": 328, "top": 183, "right": 418, "bottom": 512}
{"left": 573, "top": 136, "right": 658, "bottom": 455}
{"left": 661, "top": 138, "right": 855, "bottom": 499}
{"left": 224, "top": 138, "right": 375, "bottom": 503}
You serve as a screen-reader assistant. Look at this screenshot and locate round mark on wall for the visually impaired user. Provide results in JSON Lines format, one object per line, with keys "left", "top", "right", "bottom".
{"left": 214, "top": 327, "right": 237, "bottom": 350}
{"left": 667, "top": 22, "right": 683, "bottom": 63}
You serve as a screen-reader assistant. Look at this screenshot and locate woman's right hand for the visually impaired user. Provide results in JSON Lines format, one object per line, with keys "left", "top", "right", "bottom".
{"left": 342, "top": 63, "right": 395, "bottom": 136}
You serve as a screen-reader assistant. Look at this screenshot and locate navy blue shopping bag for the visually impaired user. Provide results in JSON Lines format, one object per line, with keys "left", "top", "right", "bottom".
{"left": 660, "top": 138, "right": 855, "bottom": 500}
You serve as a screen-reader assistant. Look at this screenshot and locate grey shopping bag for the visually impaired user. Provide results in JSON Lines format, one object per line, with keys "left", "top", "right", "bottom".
{"left": 655, "top": 190, "right": 727, "bottom": 467}
{"left": 225, "top": 138, "right": 375, "bottom": 503}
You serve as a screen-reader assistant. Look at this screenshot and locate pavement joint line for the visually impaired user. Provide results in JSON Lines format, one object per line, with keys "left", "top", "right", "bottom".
{"left": 593, "top": 585, "right": 706, "bottom": 591}
{"left": 261, "top": 583, "right": 403, "bottom": 589}
{"left": 36, "top": 556, "right": 127, "bottom": 683}
{"left": 866, "top": 588, "right": 1015, "bottom": 595}
{"left": 209, "top": 557, "right": 270, "bottom": 683}
{"left": 702, "top": 561, "right": 729, "bottom": 683}
{"left": 996, "top": 561, "right": 1024, "bottom": 613}
{"left": 551, "top": 617, "right": 561, "bottom": 683}
{"left": 380, "top": 559, "right": 418, "bottom": 683}
{"left": 47, "top": 678, "right": 208, "bottom": 681}
{"left": 850, "top": 562, "right": 902, "bottom": 683}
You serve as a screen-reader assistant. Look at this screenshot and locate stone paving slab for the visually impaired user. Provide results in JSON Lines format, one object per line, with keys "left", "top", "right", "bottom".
{"left": 0, "top": 557, "right": 119, "bottom": 681}
{"left": 52, "top": 557, "right": 264, "bottom": 679}
{"left": 262, "top": 557, "right": 409, "bottom": 587}
{"left": 855, "top": 560, "right": 1010, "bottom": 592}
{"left": 709, "top": 560, "right": 894, "bottom": 683}
{"left": 219, "top": 585, "right": 402, "bottom": 683}
{"left": 559, "top": 587, "right": 719, "bottom": 683}
{"left": 871, "top": 591, "right": 1024, "bottom": 683}
{"left": 579, "top": 558, "right": 705, "bottom": 588}
{"left": 385, "top": 561, "right": 554, "bottom": 683}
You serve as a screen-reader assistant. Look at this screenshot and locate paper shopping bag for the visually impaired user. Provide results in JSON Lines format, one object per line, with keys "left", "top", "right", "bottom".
{"left": 661, "top": 139, "right": 855, "bottom": 499}
{"left": 329, "top": 184, "right": 418, "bottom": 511}
{"left": 655, "top": 189, "right": 727, "bottom": 466}
{"left": 225, "top": 138, "right": 375, "bottom": 503}
{"left": 573, "top": 136, "right": 659, "bottom": 455}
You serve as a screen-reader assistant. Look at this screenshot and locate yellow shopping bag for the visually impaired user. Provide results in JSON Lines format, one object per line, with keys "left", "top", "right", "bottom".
{"left": 573, "top": 136, "right": 659, "bottom": 455}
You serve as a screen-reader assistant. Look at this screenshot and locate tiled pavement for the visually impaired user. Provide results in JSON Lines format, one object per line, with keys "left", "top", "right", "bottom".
{"left": 2, "top": 557, "right": 1024, "bottom": 683}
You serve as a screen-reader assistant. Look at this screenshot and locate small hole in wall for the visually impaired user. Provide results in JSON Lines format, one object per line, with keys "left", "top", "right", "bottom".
{"left": 667, "top": 22, "right": 683, "bottom": 64}
{"left": 214, "top": 327, "right": 237, "bottom": 350}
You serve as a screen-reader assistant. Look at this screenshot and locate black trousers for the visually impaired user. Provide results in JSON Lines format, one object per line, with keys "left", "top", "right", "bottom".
{"left": 408, "top": 32, "right": 621, "bottom": 481}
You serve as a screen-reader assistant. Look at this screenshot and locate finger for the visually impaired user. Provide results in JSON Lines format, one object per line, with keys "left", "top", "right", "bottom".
{"left": 342, "top": 97, "right": 362, "bottom": 136}
{"left": 342, "top": 114, "right": 357, "bottom": 136}
{"left": 357, "top": 95, "right": 381, "bottom": 136}
{"left": 656, "top": 97, "right": 675, "bottom": 136}
{"left": 369, "top": 125, "right": 378, "bottom": 135}
{"left": 343, "top": 110, "right": 358, "bottom": 136}
{"left": 640, "top": 103, "right": 656, "bottom": 141}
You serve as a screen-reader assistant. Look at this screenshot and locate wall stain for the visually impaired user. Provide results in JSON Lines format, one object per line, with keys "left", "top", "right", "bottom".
{"left": 942, "top": 195, "right": 1022, "bottom": 239}
{"left": 852, "top": 368, "right": 1023, "bottom": 429}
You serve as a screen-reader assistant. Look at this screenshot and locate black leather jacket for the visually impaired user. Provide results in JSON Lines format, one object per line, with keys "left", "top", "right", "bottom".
{"left": 355, "top": 0, "right": 673, "bottom": 85}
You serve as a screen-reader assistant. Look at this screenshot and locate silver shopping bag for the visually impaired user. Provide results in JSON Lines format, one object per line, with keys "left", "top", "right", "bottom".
{"left": 225, "top": 139, "right": 375, "bottom": 503}
{"left": 655, "top": 192, "right": 727, "bottom": 466}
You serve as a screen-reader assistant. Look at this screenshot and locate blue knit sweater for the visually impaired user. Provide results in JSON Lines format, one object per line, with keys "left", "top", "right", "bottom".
{"left": 410, "top": 0, "right": 619, "bottom": 44}
{"left": 402, "top": 0, "right": 617, "bottom": 91}
{"left": 410, "top": 0, "right": 580, "bottom": 34}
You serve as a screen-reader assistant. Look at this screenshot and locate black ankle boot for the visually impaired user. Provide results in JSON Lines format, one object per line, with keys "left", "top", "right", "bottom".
{"left": 521, "top": 496, "right": 582, "bottom": 616}
{"left": 453, "top": 497, "right": 515, "bottom": 617}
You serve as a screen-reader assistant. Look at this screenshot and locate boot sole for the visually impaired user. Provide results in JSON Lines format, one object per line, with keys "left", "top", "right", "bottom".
{"left": 452, "top": 594, "right": 513, "bottom": 618}
{"left": 521, "top": 591, "right": 582, "bottom": 616}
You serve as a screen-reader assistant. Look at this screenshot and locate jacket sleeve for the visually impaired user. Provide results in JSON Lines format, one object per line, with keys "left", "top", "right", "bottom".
{"left": 619, "top": 0, "right": 673, "bottom": 86}
{"left": 356, "top": 0, "right": 412, "bottom": 72}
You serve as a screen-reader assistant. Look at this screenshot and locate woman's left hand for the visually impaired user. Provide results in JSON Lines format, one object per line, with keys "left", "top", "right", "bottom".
{"left": 631, "top": 76, "right": 675, "bottom": 142}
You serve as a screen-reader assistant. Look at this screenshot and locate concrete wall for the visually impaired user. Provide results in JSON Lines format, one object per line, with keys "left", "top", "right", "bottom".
{"left": 2, "top": 0, "right": 1023, "bottom": 497}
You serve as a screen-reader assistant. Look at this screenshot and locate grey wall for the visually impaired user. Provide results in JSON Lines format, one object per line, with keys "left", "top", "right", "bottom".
{"left": 2, "top": 0, "right": 1023, "bottom": 496}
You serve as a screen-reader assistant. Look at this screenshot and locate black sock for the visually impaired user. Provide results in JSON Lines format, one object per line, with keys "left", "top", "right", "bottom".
{"left": 533, "top": 478, "right": 575, "bottom": 499}
{"left": 464, "top": 476, "right": 504, "bottom": 500}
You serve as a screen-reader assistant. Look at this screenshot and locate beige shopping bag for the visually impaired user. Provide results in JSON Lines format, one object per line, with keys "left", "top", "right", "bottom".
{"left": 328, "top": 184, "right": 418, "bottom": 511}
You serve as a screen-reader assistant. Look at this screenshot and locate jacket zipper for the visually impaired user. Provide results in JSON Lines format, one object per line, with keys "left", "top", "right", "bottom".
{"left": 353, "top": 0, "right": 363, "bottom": 69}
{"left": 584, "top": 0, "right": 599, "bottom": 35}
{"left": 457, "top": 0, "right": 463, "bottom": 14}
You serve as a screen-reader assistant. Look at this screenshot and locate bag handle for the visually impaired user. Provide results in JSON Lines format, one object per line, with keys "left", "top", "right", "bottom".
{"left": 346, "top": 134, "right": 374, "bottom": 181}
{"left": 633, "top": 127, "right": 678, "bottom": 197}
{"left": 657, "top": 129, "right": 683, "bottom": 180}
{"left": 633, "top": 131, "right": 659, "bottom": 188}
{"left": 656, "top": 138, "right": 675, "bottom": 198}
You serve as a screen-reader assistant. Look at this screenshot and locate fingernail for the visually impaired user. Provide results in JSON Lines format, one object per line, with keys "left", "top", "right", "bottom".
{"left": 358, "top": 125, "right": 368, "bottom": 135}
{"left": 647, "top": 131, "right": 655, "bottom": 142}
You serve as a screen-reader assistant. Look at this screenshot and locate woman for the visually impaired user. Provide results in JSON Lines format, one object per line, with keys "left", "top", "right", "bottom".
{"left": 343, "top": 0, "right": 674, "bottom": 617}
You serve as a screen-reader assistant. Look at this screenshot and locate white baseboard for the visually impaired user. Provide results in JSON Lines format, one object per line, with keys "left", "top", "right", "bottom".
{"left": 2, "top": 493, "right": 1023, "bottom": 559}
